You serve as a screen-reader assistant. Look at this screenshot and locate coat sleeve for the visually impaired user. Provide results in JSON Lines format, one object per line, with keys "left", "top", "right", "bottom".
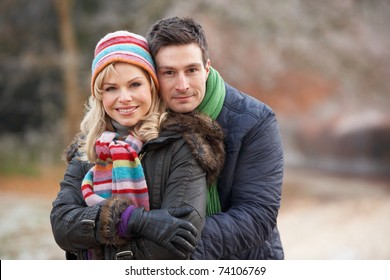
{"left": 134, "top": 140, "right": 207, "bottom": 259}
{"left": 192, "top": 112, "right": 284, "bottom": 259}
{"left": 50, "top": 158, "right": 101, "bottom": 252}
{"left": 160, "top": 141, "right": 207, "bottom": 229}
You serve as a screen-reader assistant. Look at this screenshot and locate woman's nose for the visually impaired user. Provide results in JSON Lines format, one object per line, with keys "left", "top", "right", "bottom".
{"left": 118, "top": 88, "right": 132, "bottom": 102}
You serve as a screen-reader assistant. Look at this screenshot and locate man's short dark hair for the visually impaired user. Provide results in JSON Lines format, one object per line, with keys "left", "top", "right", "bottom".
{"left": 146, "top": 16, "right": 209, "bottom": 66}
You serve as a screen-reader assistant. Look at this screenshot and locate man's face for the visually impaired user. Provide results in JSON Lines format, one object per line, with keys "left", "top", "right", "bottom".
{"left": 154, "top": 43, "right": 210, "bottom": 113}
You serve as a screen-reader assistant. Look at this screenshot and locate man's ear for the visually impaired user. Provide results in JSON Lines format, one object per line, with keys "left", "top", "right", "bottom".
{"left": 205, "top": 59, "right": 211, "bottom": 78}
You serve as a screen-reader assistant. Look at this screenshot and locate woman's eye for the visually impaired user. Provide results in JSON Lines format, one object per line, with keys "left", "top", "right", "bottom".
{"left": 131, "top": 82, "right": 141, "bottom": 87}
{"left": 104, "top": 86, "right": 116, "bottom": 92}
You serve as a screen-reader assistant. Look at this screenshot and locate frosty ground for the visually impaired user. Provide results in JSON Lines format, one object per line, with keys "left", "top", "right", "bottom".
{"left": 1, "top": 165, "right": 389, "bottom": 260}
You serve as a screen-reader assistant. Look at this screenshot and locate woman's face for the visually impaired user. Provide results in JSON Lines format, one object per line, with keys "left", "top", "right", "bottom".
{"left": 101, "top": 62, "right": 152, "bottom": 127}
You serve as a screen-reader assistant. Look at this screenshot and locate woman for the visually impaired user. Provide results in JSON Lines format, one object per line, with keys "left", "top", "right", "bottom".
{"left": 50, "top": 31, "right": 225, "bottom": 260}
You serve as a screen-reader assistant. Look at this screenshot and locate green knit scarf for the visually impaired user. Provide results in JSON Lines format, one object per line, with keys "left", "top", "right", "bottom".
{"left": 197, "top": 67, "right": 226, "bottom": 121}
{"left": 196, "top": 67, "right": 226, "bottom": 216}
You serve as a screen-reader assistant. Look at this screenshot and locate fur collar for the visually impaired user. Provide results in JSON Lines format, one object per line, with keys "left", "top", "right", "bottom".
{"left": 161, "top": 111, "right": 225, "bottom": 184}
{"left": 64, "top": 111, "right": 225, "bottom": 184}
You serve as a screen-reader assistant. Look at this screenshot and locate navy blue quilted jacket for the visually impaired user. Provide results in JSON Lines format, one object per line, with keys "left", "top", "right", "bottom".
{"left": 191, "top": 83, "right": 284, "bottom": 260}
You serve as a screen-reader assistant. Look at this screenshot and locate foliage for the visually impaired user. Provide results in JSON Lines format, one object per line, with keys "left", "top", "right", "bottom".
{"left": 1, "top": 0, "right": 389, "bottom": 175}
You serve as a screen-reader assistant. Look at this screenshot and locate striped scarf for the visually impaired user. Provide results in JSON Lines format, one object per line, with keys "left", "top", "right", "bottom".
{"left": 81, "top": 131, "right": 149, "bottom": 209}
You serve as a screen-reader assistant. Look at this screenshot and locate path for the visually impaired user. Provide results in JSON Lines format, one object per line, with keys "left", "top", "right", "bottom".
{"left": 0, "top": 165, "right": 389, "bottom": 259}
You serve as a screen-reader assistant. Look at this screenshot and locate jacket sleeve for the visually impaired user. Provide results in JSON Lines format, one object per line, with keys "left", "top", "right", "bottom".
{"left": 160, "top": 140, "right": 207, "bottom": 229}
{"left": 135, "top": 140, "right": 207, "bottom": 259}
{"left": 192, "top": 112, "right": 284, "bottom": 259}
{"left": 50, "top": 158, "right": 101, "bottom": 252}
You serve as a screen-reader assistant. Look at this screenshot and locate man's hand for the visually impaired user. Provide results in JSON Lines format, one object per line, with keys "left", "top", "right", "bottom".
{"left": 127, "top": 206, "right": 198, "bottom": 259}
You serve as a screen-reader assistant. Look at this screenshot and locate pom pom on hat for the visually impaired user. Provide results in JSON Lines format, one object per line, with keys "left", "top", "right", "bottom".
{"left": 91, "top": 30, "right": 159, "bottom": 96}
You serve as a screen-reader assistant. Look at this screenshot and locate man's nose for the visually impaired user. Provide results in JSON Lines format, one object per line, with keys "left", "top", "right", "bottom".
{"left": 176, "top": 72, "right": 190, "bottom": 92}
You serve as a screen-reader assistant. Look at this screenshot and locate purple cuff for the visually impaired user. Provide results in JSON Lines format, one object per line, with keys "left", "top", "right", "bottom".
{"left": 117, "top": 205, "right": 136, "bottom": 237}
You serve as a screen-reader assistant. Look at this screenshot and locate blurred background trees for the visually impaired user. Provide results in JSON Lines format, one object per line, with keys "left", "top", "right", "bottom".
{"left": 55, "top": 0, "right": 82, "bottom": 143}
{"left": 0, "top": 0, "right": 389, "bottom": 177}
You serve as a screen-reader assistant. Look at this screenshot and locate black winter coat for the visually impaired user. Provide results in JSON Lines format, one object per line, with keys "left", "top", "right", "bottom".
{"left": 50, "top": 112, "right": 224, "bottom": 260}
{"left": 191, "top": 83, "right": 285, "bottom": 260}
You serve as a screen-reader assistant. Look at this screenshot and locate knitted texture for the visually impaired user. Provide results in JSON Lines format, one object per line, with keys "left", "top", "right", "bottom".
{"left": 206, "top": 180, "right": 221, "bottom": 216}
{"left": 196, "top": 67, "right": 226, "bottom": 215}
{"left": 196, "top": 67, "right": 226, "bottom": 120}
{"left": 91, "top": 30, "right": 159, "bottom": 95}
{"left": 81, "top": 132, "right": 149, "bottom": 210}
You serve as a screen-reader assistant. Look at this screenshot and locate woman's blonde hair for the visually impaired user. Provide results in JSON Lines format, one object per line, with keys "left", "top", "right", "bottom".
{"left": 79, "top": 63, "right": 166, "bottom": 162}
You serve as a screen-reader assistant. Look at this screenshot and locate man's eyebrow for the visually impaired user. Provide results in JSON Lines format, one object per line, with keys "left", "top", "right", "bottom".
{"left": 158, "top": 63, "right": 203, "bottom": 70}
{"left": 186, "top": 63, "right": 203, "bottom": 68}
{"left": 157, "top": 65, "right": 174, "bottom": 70}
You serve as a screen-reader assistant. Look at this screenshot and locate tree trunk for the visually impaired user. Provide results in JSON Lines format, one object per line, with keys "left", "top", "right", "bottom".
{"left": 55, "top": 0, "right": 82, "bottom": 144}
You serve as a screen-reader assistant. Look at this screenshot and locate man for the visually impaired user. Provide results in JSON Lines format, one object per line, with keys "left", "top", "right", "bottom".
{"left": 146, "top": 16, "right": 284, "bottom": 259}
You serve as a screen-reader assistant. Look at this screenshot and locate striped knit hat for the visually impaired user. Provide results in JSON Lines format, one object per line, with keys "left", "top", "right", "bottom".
{"left": 91, "top": 30, "right": 159, "bottom": 96}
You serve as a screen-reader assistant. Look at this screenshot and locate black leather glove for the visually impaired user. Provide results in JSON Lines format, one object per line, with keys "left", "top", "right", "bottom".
{"left": 126, "top": 206, "right": 198, "bottom": 259}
